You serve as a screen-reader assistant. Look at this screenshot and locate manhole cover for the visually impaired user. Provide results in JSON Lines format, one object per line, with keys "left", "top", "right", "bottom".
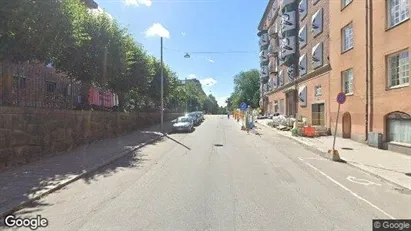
{"left": 214, "top": 144, "right": 223, "bottom": 147}
{"left": 342, "top": 147, "right": 353, "bottom": 150}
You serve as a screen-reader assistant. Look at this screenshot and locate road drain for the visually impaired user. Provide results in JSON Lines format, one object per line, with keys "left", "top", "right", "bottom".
{"left": 213, "top": 144, "right": 223, "bottom": 147}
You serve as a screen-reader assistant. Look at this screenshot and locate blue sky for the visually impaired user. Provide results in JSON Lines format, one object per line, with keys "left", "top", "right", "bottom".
{"left": 96, "top": 0, "right": 267, "bottom": 107}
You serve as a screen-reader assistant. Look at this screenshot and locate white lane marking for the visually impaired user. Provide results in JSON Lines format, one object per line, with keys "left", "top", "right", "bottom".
{"left": 300, "top": 159, "right": 395, "bottom": 219}
{"left": 347, "top": 176, "right": 381, "bottom": 186}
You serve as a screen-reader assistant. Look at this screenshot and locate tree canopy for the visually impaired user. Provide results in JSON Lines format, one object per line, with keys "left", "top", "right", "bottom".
{"left": 226, "top": 69, "right": 260, "bottom": 112}
{"left": 0, "top": 0, "right": 221, "bottom": 113}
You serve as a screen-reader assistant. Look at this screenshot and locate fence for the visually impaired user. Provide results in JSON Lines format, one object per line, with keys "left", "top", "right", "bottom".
{"left": 0, "top": 61, "right": 82, "bottom": 109}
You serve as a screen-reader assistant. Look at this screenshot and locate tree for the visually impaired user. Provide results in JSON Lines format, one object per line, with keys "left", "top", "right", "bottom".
{"left": 227, "top": 69, "right": 260, "bottom": 111}
{"left": 203, "top": 94, "right": 219, "bottom": 114}
{"left": 51, "top": 1, "right": 117, "bottom": 107}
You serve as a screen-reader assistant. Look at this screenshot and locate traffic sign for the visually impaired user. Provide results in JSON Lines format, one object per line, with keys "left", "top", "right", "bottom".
{"left": 240, "top": 102, "right": 247, "bottom": 111}
{"left": 336, "top": 92, "right": 346, "bottom": 104}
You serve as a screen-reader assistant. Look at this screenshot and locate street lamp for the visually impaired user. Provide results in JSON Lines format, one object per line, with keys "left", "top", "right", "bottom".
{"left": 184, "top": 53, "right": 190, "bottom": 113}
{"left": 160, "top": 37, "right": 164, "bottom": 133}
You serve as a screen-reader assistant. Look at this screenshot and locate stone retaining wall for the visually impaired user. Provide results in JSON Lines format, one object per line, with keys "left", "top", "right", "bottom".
{"left": 0, "top": 106, "right": 181, "bottom": 167}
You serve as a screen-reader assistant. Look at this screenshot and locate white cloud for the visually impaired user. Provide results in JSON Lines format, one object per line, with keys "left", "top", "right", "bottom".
{"left": 144, "top": 23, "right": 170, "bottom": 38}
{"left": 216, "top": 96, "right": 228, "bottom": 107}
{"left": 123, "top": 0, "right": 152, "bottom": 7}
{"left": 187, "top": 74, "right": 196, "bottom": 79}
{"left": 199, "top": 78, "right": 217, "bottom": 87}
{"left": 208, "top": 58, "right": 215, "bottom": 63}
{"left": 181, "top": 32, "right": 186, "bottom": 36}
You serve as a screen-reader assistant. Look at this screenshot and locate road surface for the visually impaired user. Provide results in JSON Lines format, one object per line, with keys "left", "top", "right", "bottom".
{"left": 2, "top": 115, "right": 411, "bottom": 230}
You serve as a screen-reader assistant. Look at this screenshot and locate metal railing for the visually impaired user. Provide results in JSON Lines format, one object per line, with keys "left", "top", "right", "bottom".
{"left": 0, "top": 61, "right": 80, "bottom": 109}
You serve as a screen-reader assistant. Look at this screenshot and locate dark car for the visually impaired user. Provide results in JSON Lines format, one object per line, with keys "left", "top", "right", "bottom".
{"left": 172, "top": 116, "right": 194, "bottom": 133}
{"left": 187, "top": 112, "right": 201, "bottom": 125}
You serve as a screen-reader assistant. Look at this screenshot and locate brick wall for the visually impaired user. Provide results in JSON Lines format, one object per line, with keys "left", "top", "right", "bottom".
{"left": 370, "top": 0, "right": 411, "bottom": 134}
{"left": 329, "top": 0, "right": 368, "bottom": 142}
{"left": 0, "top": 106, "right": 181, "bottom": 168}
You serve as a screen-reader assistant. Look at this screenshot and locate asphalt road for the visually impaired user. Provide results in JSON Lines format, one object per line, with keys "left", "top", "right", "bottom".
{"left": 2, "top": 115, "right": 411, "bottom": 230}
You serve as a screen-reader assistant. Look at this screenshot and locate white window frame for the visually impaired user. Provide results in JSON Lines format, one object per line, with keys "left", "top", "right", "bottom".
{"left": 387, "top": 0, "right": 409, "bottom": 28}
{"left": 342, "top": 0, "right": 353, "bottom": 9}
{"left": 342, "top": 69, "right": 354, "bottom": 94}
{"left": 387, "top": 50, "right": 409, "bottom": 88}
{"left": 342, "top": 23, "right": 354, "bottom": 52}
{"left": 314, "top": 85, "right": 322, "bottom": 96}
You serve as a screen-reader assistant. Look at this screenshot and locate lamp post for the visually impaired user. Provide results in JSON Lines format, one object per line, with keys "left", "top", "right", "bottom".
{"left": 184, "top": 53, "right": 190, "bottom": 113}
{"left": 160, "top": 37, "right": 164, "bottom": 133}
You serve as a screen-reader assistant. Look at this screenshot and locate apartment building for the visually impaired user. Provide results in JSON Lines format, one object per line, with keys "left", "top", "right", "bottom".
{"left": 329, "top": 0, "right": 411, "bottom": 154}
{"left": 258, "top": 0, "right": 331, "bottom": 130}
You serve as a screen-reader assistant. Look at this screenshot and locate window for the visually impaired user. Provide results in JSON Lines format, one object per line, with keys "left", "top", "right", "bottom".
{"left": 342, "top": 23, "right": 354, "bottom": 52}
{"left": 45, "top": 81, "right": 56, "bottom": 93}
{"left": 342, "top": 0, "right": 352, "bottom": 8}
{"left": 312, "top": 103, "right": 325, "bottom": 126}
{"left": 315, "top": 85, "right": 322, "bottom": 96}
{"left": 387, "top": 50, "right": 409, "bottom": 87}
{"left": 387, "top": 112, "right": 411, "bottom": 144}
{"left": 388, "top": 0, "right": 409, "bottom": 28}
{"left": 342, "top": 69, "right": 354, "bottom": 94}
{"left": 279, "top": 99, "right": 285, "bottom": 115}
{"left": 311, "top": 8, "right": 323, "bottom": 36}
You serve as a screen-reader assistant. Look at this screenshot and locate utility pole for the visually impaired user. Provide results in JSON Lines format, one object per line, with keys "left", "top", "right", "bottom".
{"left": 160, "top": 37, "right": 164, "bottom": 133}
{"left": 185, "top": 78, "right": 188, "bottom": 113}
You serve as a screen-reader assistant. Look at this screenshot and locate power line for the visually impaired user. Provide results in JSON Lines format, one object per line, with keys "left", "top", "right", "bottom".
{"left": 164, "top": 47, "right": 255, "bottom": 54}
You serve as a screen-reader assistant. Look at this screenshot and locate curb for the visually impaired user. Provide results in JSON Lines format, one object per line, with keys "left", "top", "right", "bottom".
{"left": 0, "top": 132, "right": 168, "bottom": 219}
{"left": 255, "top": 121, "right": 342, "bottom": 161}
{"left": 255, "top": 121, "right": 411, "bottom": 190}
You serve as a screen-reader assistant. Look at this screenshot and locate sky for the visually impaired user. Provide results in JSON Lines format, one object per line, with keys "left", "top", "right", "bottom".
{"left": 95, "top": 0, "right": 268, "bottom": 107}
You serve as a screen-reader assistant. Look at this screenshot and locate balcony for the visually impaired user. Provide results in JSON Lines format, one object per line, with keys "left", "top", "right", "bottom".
{"left": 280, "top": 11, "right": 297, "bottom": 33}
{"left": 280, "top": 36, "right": 296, "bottom": 57}
{"left": 259, "top": 33, "right": 269, "bottom": 49}
{"left": 259, "top": 50, "right": 269, "bottom": 65}
{"left": 260, "top": 66, "right": 269, "bottom": 79}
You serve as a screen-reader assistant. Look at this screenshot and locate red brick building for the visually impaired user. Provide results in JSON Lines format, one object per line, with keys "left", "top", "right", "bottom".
{"left": 258, "top": 0, "right": 331, "bottom": 131}
{"left": 329, "top": 0, "right": 411, "bottom": 154}
{"left": 258, "top": 0, "right": 411, "bottom": 154}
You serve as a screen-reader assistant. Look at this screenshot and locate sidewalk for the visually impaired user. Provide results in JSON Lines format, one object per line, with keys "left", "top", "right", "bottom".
{"left": 0, "top": 121, "right": 174, "bottom": 218}
{"left": 256, "top": 119, "right": 411, "bottom": 190}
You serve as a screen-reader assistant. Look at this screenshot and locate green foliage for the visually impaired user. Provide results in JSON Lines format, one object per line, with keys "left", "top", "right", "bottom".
{"left": 0, "top": 0, "right": 213, "bottom": 112}
{"left": 226, "top": 69, "right": 260, "bottom": 112}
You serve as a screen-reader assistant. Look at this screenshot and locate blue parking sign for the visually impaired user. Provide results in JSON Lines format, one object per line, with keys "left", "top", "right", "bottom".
{"left": 240, "top": 102, "right": 247, "bottom": 111}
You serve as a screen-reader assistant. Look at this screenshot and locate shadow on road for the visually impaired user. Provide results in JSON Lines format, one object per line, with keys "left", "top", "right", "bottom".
{"left": 0, "top": 123, "right": 174, "bottom": 220}
{"left": 165, "top": 134, "right": 191, "bottom": 150}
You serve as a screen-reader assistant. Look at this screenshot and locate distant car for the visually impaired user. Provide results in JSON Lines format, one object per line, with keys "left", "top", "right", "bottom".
{"left": 172, "top": 116, "right": 194, "bottom": 133}
{"left": 187, "top": 112, "right": 201, "bottom": 125}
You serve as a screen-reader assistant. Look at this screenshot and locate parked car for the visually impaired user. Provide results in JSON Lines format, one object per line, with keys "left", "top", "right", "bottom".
{"left": 196, "top": 111, "right": 205, "bottom": 121}
{"left": 172, "top": 116, "right": 194, "bottom": 133}
{"left": 187, "top": 112, "right": 201, "bottom": 125}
